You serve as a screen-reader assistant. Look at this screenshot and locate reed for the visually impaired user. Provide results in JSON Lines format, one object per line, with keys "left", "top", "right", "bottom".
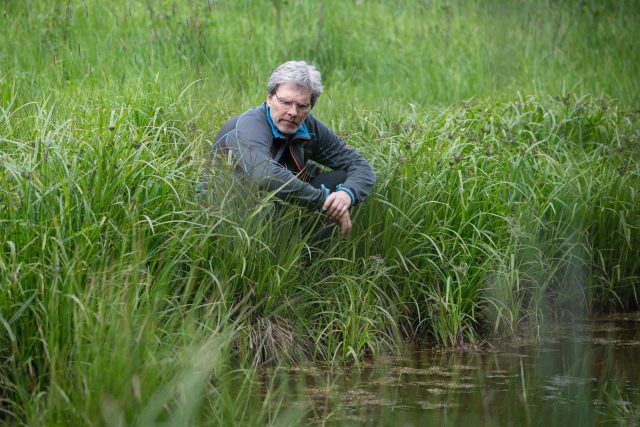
{"left": 1, "top": 0, "right": 639, "bottom": 424}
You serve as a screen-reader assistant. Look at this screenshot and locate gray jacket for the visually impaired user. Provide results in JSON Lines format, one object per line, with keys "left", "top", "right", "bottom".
{"left": 203, "top": 103, "right": 376, "bottom": 210}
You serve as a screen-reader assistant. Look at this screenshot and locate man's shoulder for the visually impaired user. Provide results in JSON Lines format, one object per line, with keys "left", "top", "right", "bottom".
{"left": 303, "top": 113, "right": 340, "bottom": 143}
{"left": 233, "top": 104, "right": 267, "bottom": 126}
{"left": 220, "top": 104, "right": 269, "bottom": 132}
{"left": 303, "top": 112, "right": 321, "bottom": 127}
{"left": 215, "top": 104, "right": 270, "bottom": 144}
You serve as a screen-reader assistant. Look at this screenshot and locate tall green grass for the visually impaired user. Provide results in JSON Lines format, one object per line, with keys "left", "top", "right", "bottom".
{"left": 2, "top": 0, "right": 639, "bottom": 108}
{"left": 1, "top": 92, "right": 637, "bottom": 424}
{"left": 1, "top": 0, "right": 639, "bottom": 424}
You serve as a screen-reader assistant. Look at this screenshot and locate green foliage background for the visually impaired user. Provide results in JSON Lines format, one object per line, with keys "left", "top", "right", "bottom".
{"left": 1, "top": 0, "right": 639, "bottom": 425}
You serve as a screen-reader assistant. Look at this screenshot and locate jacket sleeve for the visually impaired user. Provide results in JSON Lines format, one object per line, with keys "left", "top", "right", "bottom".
{"left": 308, "top": 117, "right": 376, "bottom": 205}
{"left": 230, "top": 112, "right": 328, "bottom": 210}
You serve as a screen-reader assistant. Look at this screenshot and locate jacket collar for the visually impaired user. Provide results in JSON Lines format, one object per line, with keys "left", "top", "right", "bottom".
{"left": 264, "top": 102, "right": 311, "bottom": 140}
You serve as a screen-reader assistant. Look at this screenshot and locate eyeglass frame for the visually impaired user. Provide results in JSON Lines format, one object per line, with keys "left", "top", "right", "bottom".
{"left": 272, "top": 93, "right": 312, "bottom": 113}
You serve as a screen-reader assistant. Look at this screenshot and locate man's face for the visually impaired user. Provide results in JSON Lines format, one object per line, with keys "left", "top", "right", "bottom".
{"left": 266, "top": 83, "right": 313, "bottom": 135}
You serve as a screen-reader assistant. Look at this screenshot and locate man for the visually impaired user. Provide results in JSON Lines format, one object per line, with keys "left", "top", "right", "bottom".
{"left": 203, "top": 60, "right": 375, "bottom": 238}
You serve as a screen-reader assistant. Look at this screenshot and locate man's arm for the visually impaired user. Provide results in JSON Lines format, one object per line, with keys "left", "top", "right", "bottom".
{"left": 308, "top": 116, "right": 375, "bottom": 239}
{"left": 307, "top": 116, "right": 376, "bottom": 205}
{"left": 226, "top": 110, "right": 329, "bottom": 210}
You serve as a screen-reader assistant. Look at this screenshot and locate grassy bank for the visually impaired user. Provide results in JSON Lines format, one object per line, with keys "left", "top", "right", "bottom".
{"left": 1, "top": 0, "right": 639, "bottom": 424}
{"left": 1, "top": 93, "right": 638, "bottom": 424}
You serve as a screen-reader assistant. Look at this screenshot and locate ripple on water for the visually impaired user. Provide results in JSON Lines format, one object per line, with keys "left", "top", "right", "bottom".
{"left": 273, "top": 317, "right": 640, "bottom": 425}
{"left": 339, "top": 389, "right": 395, "bottom": 407}
{"left": 418, "top": 401, "right": 459, "bottom": 410}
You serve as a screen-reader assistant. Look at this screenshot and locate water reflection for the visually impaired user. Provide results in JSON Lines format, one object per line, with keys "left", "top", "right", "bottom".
{"left": 270, "top": 316, "right": 640, "bottom": 426}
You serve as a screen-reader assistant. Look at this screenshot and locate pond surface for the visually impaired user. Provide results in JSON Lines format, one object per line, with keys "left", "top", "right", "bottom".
{"left": 270, "top": 315, "right": 640, "bottom": 426}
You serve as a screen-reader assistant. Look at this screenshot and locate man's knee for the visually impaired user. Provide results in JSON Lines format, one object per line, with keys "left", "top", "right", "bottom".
{"left": 309, "top": 170, "right": 347, "bottom": 191}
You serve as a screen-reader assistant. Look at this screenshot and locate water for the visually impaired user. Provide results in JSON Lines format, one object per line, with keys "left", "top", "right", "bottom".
{"left": 268, "top": 315, "right": 640, "bottom": 426}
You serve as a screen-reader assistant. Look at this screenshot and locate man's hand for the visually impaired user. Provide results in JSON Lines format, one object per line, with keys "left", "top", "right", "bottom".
{"left": 323, "top": 191, "right": 353, "bottom": 238}
{"left": 322, "top": 191, "right": 352, "bottom": 220}
{"left": 336, "top": 210, "right": 352, "bottom": 238}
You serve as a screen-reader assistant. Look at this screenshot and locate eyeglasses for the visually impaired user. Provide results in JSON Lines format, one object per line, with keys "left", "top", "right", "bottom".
{"left": 273, "top": 93, "right": 312, "bottom": 112}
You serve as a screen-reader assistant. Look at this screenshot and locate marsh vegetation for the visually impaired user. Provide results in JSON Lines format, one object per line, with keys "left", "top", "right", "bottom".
{"left": 1, "top": 0, "right": 639, "bottom": 425}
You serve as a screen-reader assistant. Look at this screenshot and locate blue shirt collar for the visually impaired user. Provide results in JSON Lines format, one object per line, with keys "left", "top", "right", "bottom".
{"left": 264, "top": 103, "right": 311, "bottom": 140}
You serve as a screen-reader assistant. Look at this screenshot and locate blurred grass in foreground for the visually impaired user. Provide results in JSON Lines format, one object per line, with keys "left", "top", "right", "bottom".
{"left": 1, "top": 0, "right": 639, "bottom": 424}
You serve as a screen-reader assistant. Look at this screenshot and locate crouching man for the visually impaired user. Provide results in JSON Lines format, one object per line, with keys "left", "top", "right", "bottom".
{"left": 201, "top": 60, "right": 375, "bottom": 238}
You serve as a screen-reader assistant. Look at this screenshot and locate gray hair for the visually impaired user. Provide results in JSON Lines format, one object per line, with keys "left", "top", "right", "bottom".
{"left": 267, "top": 60, "right": 323, "bottom": 107}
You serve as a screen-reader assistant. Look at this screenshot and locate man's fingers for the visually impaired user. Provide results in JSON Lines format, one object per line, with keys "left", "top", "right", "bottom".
{"left": 327, "top": 204, "right": 346, "bottom": 220}
{"left": 327, "top": 209, "right": 351, "bottom": 238}
{"left": 323, "top": 195, "right": 341, "bottom": 214}
{"left": 336, "top": 210, "right": 352, "bottom": 239}
{"left": 323, "top": 192, "right": 351, "bottom": 220}
{"left": 340, "top": 215, "right": 352, "bottom": 238}
{"left": 326, "top": 201, "right": 340, "bottom": 218}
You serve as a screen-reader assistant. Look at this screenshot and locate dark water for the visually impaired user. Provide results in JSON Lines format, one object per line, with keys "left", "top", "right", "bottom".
{"left": 270, "top": 315, "right": 640, "bottom": 426}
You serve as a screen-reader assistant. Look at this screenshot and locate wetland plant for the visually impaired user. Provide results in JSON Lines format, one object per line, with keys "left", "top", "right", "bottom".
{"left": 1, "top": 0, "right": 639, "bottom": 424}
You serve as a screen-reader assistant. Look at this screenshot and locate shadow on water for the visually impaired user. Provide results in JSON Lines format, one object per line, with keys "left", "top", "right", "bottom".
{"left": 263, "top": 314, "right": 640, "bottom": 426}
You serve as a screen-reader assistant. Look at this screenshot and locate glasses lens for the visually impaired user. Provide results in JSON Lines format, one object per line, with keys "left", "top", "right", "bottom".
{"left": 276, "top": 94, "right": 310, "bottom": 111}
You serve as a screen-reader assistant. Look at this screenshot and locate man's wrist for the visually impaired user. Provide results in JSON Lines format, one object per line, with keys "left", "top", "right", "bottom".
{"left": 335, "top": 184, "right": 355, "bottom": 205}
{"left": 319, "top": 184, "right": 331, "bottom": 210}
